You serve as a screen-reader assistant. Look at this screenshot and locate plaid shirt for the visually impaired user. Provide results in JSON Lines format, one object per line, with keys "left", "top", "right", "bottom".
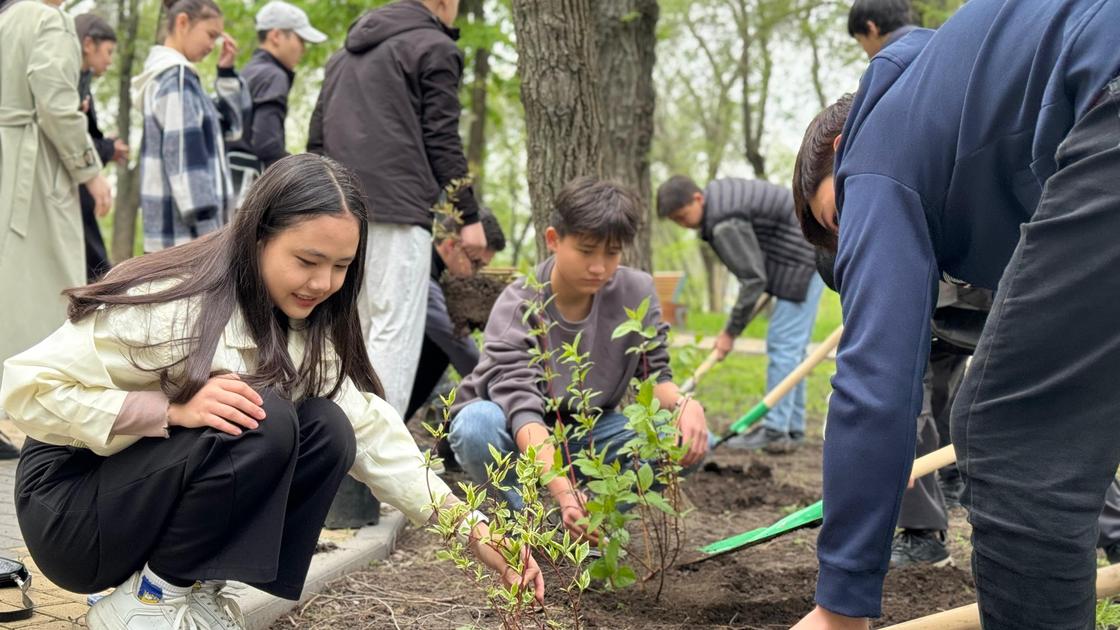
{"left": 138, "top": 53, "right": 250, "bottom": 252}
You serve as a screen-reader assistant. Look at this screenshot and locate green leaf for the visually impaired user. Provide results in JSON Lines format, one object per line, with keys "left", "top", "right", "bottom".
{"left": 635, "top": 296, "right": 650, "bottom": 321}
{"left": 611, "top": 320, "right": 643, "bottom": 340}
{"left": 614, "top": 565, "right": 637, "bottom": 589}
{"left": 644, "top": 491, "right": 677, "bottom": 515}
{"left": 637, "top": 463, "right": 654, "bottom": 492}
{"left": 588, "top": 558, "right": 611, "bottom": 581}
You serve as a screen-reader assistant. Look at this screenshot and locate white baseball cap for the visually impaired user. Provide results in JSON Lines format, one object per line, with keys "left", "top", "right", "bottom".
{"left": 255, "top": 1, "right": 327, "bottom": 44}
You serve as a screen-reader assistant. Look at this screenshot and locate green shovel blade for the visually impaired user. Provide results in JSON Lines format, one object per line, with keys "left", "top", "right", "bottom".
{"left": 699, "top": 500, "right": 823, "bottom": 556}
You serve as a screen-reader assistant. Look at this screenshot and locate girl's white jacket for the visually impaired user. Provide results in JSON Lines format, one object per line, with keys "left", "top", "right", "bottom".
{"left": 0, "top": 282, "right": 452, "bottom": 525}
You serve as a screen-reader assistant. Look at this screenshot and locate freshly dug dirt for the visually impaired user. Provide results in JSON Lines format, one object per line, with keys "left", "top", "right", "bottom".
{"left": 275, "top": 441, "right": 979, "bottom": 629}
{"left": 686, "top": 460, "right": 821, "bottom": 514}
{"left": 441, "top": 272, "right": 509, "bottom": 336}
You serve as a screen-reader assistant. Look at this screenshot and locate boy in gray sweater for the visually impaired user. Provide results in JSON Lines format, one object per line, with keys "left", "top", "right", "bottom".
{"left": 449, "top": 177, "right": 710, "bottom": 542}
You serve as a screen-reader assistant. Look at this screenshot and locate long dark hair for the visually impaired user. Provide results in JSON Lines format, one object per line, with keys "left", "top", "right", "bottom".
{"left": 65, "top": 154, "right": 381, "bottom": 403}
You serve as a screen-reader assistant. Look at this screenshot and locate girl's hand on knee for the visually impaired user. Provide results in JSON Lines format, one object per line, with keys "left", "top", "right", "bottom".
{"left": 167, "top": 374, "right": 266, "bottom": 436}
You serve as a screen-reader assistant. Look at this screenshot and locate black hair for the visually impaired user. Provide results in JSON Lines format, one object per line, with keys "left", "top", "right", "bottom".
{"left": 549, "top": 177, "right": 643, "bottom": 248}
{"left": 792, "top": 93, "right": 854, "bottom": 252}
{"left": 257, "top": 28, "right": 294, "bottom": 43}
{"left": 479, "top": 208, "right": 506, "bottom": 253}
{"left": 847, "top": 0, "right": 915, "bottom": 37}
{"left": 163, "top": 0, "right": 222, "bottom": 33}
{"left": 66, "top": 154, "right": 382, "bottom": 403}
{"left": 655, "top": 175, "right": 702, "bottom": 218}
{"left": 75, "top": 13, "right": 117, "bottom": 44}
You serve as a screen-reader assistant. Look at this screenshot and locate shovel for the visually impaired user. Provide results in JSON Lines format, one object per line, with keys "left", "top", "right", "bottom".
{"left": 680, "top": 295, "right": 774, "bottom": 395}
{"left": 881, "top": 562, "right": 1120, "bottom": 629}
{"left": 680, "top": 350, "right": 721, "bottom": 395}
{"left": 688, "top": 444, "right": 958, "bottom": 563}
{"left": 711, "top": 325, "right": 844, "bottom": 449}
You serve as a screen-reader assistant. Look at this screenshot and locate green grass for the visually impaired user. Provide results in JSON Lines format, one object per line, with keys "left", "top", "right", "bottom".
{"left": 669, "top": 348, "right": 834, "bottom": 440}
{"left": 1096, "top": 597, "right": 1120, "bottom": 629}
{"left": 682, "top": 289, "right": 842, "bottom": 343}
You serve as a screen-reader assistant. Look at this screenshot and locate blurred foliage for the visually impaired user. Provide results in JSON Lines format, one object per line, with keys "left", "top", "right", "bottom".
{"left": 77, "top": 0, "right": 959, "bottom": 333}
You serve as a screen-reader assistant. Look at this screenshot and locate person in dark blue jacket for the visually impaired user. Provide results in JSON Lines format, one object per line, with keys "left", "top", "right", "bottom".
{"left": 787, "top": 1, "right": 1120, "bottom": 628}
{"left": 846, "top": 0, "right": 917, "bottom": 58}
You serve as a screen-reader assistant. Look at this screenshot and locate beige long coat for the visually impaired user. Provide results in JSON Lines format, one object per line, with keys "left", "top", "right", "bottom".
{"left": 0, "top": 0, "right": 101, "bottom": 389}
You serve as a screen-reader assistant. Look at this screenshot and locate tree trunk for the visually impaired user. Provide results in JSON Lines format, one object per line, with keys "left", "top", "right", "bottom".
{"left": 700, "top": 245, "right": 724, "bottom": 313}
{"left": 802, "top": 15, "right": 827, "bottom": 110}
{"left": 595, "top": 0, "right": 658, "bottom": 272}
{"left": 511, "top": 0, "right": 604, "bottom": 261}
{"left": 110, "top": 0, "right": 144, "bottom": 262}
{"left": 463, "top": 0, "right": 490, "bottom": 203}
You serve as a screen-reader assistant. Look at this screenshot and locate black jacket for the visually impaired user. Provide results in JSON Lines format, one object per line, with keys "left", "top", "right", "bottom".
{"left": 227, "top": 49, "right": 293, "bottom": 168}
{"left": 308, "top": 0, "right": 479, "bottom": 228}
{"left": 700, "top": 178, "right": 817, "bottom": 335}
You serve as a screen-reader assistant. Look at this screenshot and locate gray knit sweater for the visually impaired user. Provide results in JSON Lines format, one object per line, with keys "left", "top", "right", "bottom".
{"left": 452, "top": 258, "right": 672, "bottom": 436}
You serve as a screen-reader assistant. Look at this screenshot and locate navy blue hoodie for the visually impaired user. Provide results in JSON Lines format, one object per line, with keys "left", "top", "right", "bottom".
{"left": 821, "top": 0, "right": 1120, "bottom": 617}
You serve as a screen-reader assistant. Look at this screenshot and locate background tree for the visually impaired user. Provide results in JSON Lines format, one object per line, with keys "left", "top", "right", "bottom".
{"left": 510, "top": 0, "right": 604, "bottom": 258}
{"left": 595, "top": 0, "right": 659, "bottom": 271}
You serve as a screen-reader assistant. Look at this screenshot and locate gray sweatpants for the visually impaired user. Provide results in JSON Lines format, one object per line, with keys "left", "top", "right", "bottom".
{"left": 358, "top": 224, "right": 432, "bottom": 416}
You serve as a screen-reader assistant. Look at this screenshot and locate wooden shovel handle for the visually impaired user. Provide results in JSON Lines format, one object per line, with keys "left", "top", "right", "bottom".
{"left": 881, "top": 563, "right": 1120, "bottom": 629}
{"left": 691, "top": 351, "right": 721, "bottom": 381}
{"left": 910, "top": 444, "right": 957, "bottom": 483}
{"left": 760, "top": 325, "right": 844, "bottom": 408}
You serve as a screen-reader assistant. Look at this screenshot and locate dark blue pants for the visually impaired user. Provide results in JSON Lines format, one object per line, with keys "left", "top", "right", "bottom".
{"left": 952, "top": 78, "right": 1120, "bottom": 629}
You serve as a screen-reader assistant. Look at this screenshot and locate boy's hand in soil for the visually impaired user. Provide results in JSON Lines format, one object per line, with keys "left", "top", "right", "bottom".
{"left": 554, "top": 486, "right": 600, "bottom": 544}
{"left": 167, "top": 373, "right": 266, "bottom": 436}
{"left": 516, "top": 423, "right": 601, "bottom": 544}
{"left": 676, "top": 398, "right": 709, "bottom": 467}
{"left": 792, "top": 606, "right": 869, "bottom": 630}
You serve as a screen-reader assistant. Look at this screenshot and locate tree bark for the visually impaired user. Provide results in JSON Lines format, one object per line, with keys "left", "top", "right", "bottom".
{"left": 802, "top": 15, "right": 827, "bottom": 110}
{"left": 595, "top": 0, "right": 658, "bottom": 272}
{"left": 110, "top": 0, "right": 145, "bottom": 263}
{"left": 511, "top": 0, "right": 604, "bottom": 261}
{"left": 700, "top": 245, "right": 725, "bottom": 313}
{"left": 463, "top": 0, "right": 490, "bottom": 203}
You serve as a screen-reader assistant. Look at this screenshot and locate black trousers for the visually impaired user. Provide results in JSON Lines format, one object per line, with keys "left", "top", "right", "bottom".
{"left": 79, "top": 185, "right": 111, "bottom": 283}
{"left": 1098, "top": 478, "right": 1120, "bottom": 550}
{"left": 897, "top": 364, "right": 948, "bottom": 531}
{"left": 929, "top": 341, "right": 967, "bottom": 483}
{"left": 15, "top": 391, "right": 356, "bottom": 600}
{"left": 951, "top": 79, "right": 1120, "bottom": 629}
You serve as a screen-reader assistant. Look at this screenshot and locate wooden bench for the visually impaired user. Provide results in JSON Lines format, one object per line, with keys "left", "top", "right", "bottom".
{"left": 653, "top": 271, "right": 687, "bottom": 326}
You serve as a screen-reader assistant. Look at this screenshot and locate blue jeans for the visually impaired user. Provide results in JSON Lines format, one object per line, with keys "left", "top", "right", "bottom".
{"left": 763, "top": 273, "right": 825, "bottom": 435}
{"left": 449, "top": 400, "right": 698, "bottom": 511}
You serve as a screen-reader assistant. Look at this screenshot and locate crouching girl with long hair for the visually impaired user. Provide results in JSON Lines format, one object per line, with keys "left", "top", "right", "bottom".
{"left": 0, "top": 154, "right": 542, "bottom": 630}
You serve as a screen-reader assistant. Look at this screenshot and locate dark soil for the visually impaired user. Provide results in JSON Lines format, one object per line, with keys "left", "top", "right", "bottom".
{"left": 275, "top": 439, "right": 978, "bottom": 629}
{"left": 687, "top": 460, "right": 821, "bottom": 513}
{"left": 441, "top": 272, "right": 510, "bottom": 337}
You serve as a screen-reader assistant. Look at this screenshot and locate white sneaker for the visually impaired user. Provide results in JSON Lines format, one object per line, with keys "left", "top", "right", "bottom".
{"left": 189, "top": 581, "right": 245, "bottom": 630}
{"left": 87, "top": 572, "right": 209, "bottom": 630}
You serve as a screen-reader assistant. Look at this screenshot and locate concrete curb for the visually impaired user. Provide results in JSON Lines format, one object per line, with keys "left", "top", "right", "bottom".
{"left": 237, "top": 511, "right": 408, "bottom": 630}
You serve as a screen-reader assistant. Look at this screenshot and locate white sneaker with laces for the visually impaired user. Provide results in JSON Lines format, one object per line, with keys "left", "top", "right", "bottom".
{"left": 189, "top": 581, "right": 245, "bottom": 630}
{"left": 87, "top": 572, "right": 210, "bottom": 630}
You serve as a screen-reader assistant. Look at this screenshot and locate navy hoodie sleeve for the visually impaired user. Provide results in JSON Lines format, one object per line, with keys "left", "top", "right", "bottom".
{"left": 815, "top": 173, "right": 937, "bottom": 618}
